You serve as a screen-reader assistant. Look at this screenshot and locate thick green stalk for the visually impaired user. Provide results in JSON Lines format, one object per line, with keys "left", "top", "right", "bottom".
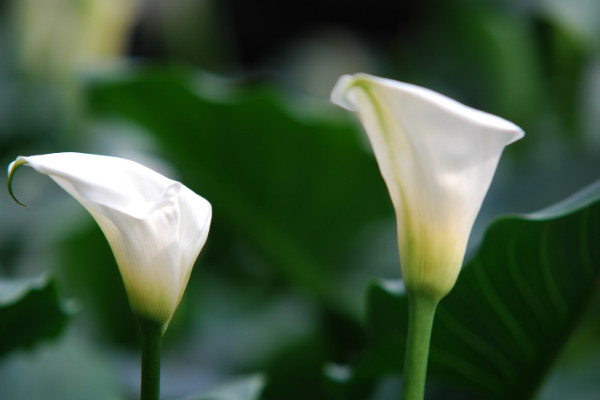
{"left": 139, "top": 317, "right": 164, "bottom": 400}
{"left": 401, "top": 292, "right": 439, "bottom": 400}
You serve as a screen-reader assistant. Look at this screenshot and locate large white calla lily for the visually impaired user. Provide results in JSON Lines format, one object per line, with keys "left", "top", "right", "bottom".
{"left": 8, "top": 152, "right": 212, "bottom": 324}
{"left": 331, "top": 73, "right": 524, "bottom": 299}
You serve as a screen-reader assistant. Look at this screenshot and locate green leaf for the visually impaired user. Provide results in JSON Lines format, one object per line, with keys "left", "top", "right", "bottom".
{"left": 183, "top": 374, "right": 265, "bottom": 400}
{"left": 0, "top": 273, "right": 72, "bottom": 357}
{"left": 351, "top": 180, "right": 600, "bottom": 399}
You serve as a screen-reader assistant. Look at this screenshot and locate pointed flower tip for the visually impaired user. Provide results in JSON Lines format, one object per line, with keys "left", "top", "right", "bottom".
{"left": 7, "top": 157, "right": 30, "bottom": 208}
{"left": 330, "top": 74, "right": 359, "bottom": 111}
{"left": 504, "top": 122, "right": 525, "bottom": 144}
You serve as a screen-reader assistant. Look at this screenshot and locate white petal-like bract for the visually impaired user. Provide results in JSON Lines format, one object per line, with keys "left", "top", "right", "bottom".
{"left": 8, "top": 152, "right": 212, "bottom": 324}
{"left": 331, "top": 74, "right": 524, "bottom": 299}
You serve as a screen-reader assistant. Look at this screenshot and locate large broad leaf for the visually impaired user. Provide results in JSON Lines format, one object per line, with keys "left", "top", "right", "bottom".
{"left": 0, "top": 273, "right": 72, "bottom": 357}
{"left": 340, "top": 180, "right": 600, "bottom": 399}
{"left": 86, "top": 66, "right": 393, "bottom": 311}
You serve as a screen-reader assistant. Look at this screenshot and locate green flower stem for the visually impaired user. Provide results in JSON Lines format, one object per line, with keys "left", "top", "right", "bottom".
{"left": 139, "top": 317, "right": 164, "bottom": 400}
{"left": 401, "top": 292, "right": 439, "bottom": 400}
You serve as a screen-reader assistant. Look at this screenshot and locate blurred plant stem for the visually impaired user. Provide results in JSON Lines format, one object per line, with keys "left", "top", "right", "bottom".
{"left": 401, "top": 292, "right": 439, "bottom": 400}
{"left": 139, "top": 317, "right": 163, "bottom": 400}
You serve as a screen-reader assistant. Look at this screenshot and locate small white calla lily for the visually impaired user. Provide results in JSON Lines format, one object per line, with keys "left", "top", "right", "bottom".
{"left": 331, "top": 73, "right": 524, "bottom": 299}
{"left": 8, "top": 152, "right": 212, "bottom": 324}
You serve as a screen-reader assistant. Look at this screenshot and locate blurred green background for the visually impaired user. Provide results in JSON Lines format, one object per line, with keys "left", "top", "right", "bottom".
{"left": 0, "top": 0, "right": 599, "bottom": 399}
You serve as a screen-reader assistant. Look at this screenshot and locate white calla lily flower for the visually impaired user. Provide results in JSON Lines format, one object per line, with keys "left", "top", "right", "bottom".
{"left": 331, "top": 73, "right": 524, "bottom": 299}
{"left": 8, "top": 152, "right": 212, "bottom": 324}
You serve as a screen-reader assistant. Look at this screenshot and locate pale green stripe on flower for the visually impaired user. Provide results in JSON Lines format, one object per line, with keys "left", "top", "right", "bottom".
{"left": 331, "top": 73, "right": 524, "bottom": 300}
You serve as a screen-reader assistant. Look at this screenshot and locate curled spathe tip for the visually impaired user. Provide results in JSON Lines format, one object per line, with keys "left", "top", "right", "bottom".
{"left": 7, "top": 157, "right": 29, "bottom": 209}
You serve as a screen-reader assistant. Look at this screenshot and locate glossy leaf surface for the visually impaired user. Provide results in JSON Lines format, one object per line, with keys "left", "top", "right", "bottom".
{"left": 353, "top": 180, "right": 600, "bottom": 399}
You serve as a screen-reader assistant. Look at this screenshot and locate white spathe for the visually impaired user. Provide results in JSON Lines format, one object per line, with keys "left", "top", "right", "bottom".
{"left": 8, "top": 152, "right": 212, "bottom": 324}
{"left": 331, "top": 73, "right": 524, "bottom": 299}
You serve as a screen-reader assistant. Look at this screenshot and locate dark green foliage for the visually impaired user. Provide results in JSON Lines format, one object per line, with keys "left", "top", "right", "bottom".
{"left": 0, "top": 274, "right": 71, "bottom": 357}
{"left": 345, "top": 181, "right": 600, "bottom": 399}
